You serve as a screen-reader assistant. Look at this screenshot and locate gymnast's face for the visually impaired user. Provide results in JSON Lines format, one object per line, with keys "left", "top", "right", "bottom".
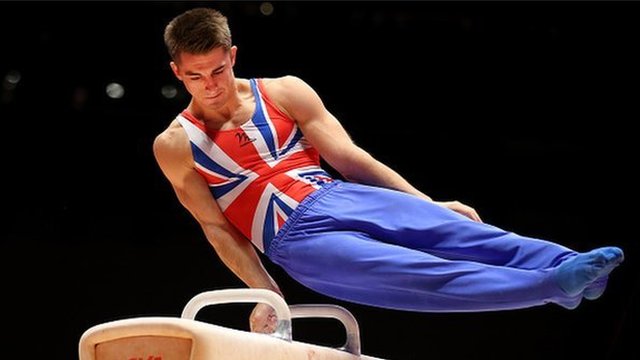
{"left": 171, "top": 46, "right": 237, "bottom": 110}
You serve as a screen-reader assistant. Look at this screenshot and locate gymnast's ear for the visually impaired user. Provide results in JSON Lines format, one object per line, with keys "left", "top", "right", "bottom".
{"left": 170, "top": 61, "right": 182, "bottom": 81}
{"left": 229, "top": 45, "right": 237, "bottom": 67}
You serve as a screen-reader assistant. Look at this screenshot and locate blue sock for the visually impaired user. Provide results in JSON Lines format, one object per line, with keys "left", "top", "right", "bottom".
{"left": 554, "top": 246, "right": 624, "bottom": 297}
{"left": 583, "top": 276, "right": 608, "bottom": 300}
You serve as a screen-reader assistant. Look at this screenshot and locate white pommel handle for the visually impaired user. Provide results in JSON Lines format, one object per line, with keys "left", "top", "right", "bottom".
{"left": 181, "top": 288, "right": 292, "bottom": 342}
{"left": 290, "top": 304, "right": 361, "bottom": 356}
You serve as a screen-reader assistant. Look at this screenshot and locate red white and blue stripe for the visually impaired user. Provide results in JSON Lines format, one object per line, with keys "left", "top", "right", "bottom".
{"left": 176, "top": 78, "right": 333, "bottom": 252}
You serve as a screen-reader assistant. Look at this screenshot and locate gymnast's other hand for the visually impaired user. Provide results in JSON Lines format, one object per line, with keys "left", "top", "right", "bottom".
{"left": 435, "top": 200, "right": 483, "bottom": 223}
{"left": 250, "top": 302, "right": 278, "bottom": 334}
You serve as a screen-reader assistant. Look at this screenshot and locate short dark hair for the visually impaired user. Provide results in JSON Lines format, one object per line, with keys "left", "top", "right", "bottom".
{"left": 164, "top": 7, "right": 232, "bottom": 62}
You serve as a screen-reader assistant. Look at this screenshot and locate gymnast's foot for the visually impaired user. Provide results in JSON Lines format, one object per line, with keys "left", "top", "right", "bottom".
{"left": 554, "top": 246, "right": 624, "bottom": 298}
{"left": 583, "top": 276, "right": 608, "bottom": 300}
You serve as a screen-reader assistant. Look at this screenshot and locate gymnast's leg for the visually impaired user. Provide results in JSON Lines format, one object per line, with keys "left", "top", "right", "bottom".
{"left": 269, "top": 229, "right": 582, "bottom": 311}
{"left": 266, "top": 181, "right": 623, "bottom": 311}
{"left": 321, "top": 182, "right": 624, "bottom": 301}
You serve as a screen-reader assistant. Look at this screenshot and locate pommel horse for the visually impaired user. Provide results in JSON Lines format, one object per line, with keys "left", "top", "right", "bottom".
{"left": 79, "top": 288, "right": 385, "bottom": 359}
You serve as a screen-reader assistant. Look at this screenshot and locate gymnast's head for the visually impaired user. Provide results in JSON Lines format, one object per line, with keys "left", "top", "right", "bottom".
{"left": 164, "top": 7, "right": 233, "bottom": 64}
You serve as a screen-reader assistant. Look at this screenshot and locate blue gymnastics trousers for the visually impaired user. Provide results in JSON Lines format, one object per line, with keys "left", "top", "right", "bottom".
{"left": 265, "top": 180, "right": 580, "bottom": 312}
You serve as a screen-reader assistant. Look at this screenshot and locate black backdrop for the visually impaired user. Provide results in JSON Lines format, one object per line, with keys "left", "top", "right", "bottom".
{"left": 2, "top": 1, "right": 638, "bottom": 359}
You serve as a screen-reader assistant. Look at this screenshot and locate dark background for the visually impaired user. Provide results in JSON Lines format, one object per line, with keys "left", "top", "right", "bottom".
{"left": 2, "top": 1, "right": 638, "bottom": 359}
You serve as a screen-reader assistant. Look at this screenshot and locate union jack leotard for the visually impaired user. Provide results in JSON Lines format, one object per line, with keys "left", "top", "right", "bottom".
{"left": 176, "top": 78, "right": 333, "bottom": 252}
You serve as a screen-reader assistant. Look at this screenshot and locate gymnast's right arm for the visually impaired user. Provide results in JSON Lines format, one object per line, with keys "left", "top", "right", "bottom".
{"left": 152, "top": 121, "right": 283, "bottom": 305}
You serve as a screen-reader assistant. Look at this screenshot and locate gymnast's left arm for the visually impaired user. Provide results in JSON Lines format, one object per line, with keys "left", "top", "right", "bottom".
{"left": 265, "top": 75, "right": 482, "bottom": 222}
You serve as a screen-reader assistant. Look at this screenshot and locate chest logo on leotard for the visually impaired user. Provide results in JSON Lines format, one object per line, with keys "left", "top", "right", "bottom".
{"left": 235, "top": 131, "right": 256, "bottom": 147}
